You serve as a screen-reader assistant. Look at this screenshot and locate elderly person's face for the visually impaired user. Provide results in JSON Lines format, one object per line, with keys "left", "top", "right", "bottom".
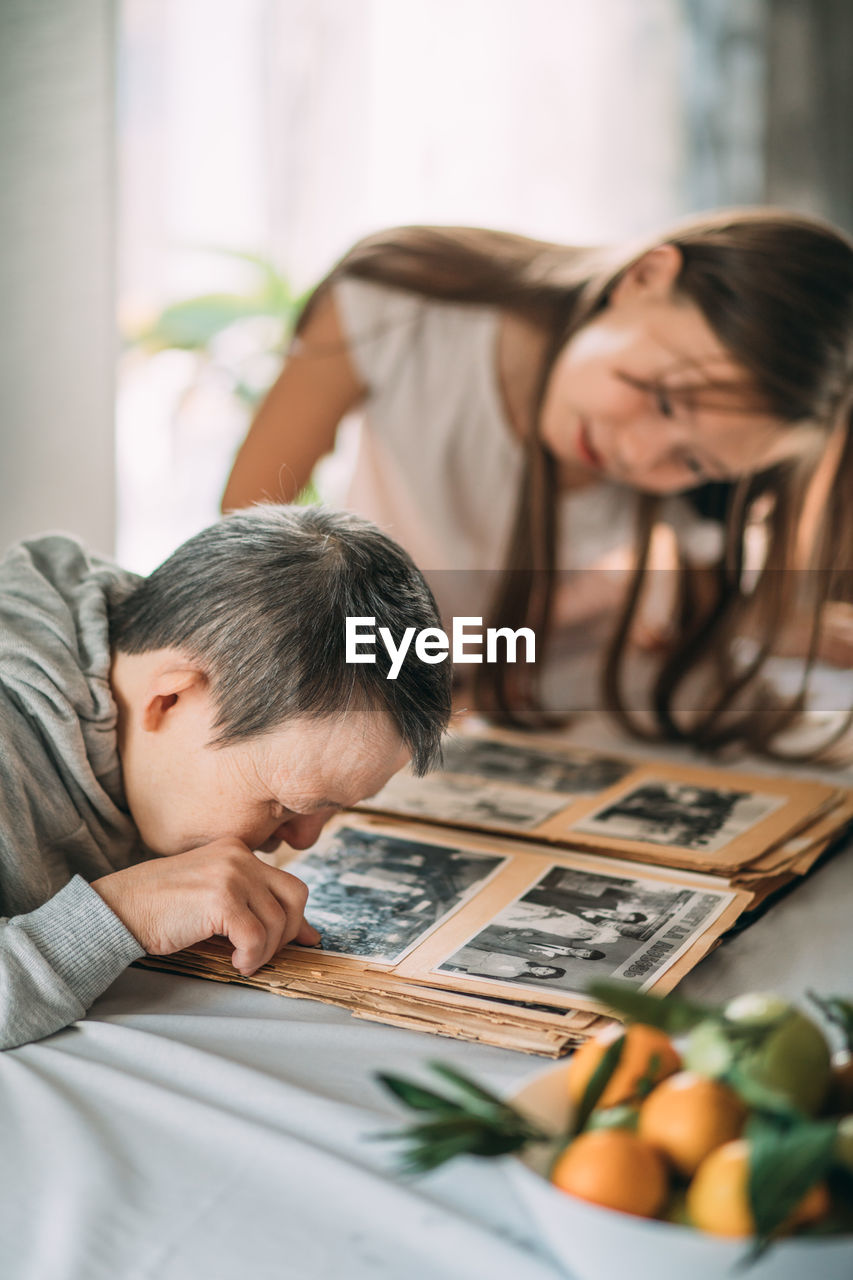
{"left": 154, "top": 712, "right": 407, "bottom": 857}
{"left": 113, "top": 652, "right": 410, "bottom": 856}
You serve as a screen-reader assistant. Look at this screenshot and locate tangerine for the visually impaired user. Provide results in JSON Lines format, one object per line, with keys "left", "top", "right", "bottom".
{"left": 686, "top": 1139, "right": 830, "bottom": 1238}
{"left": 567, "top": 1022, "right": 681, "bottom": 1110}
{"left": 639, "top": 1072, "right": 747, "bottom": 1177}
{"left": 550, "top": 1129, "right": 669, "bottom": 1218}
{"left": 787, "top": 1182, "right": 832, "bottom": 1230}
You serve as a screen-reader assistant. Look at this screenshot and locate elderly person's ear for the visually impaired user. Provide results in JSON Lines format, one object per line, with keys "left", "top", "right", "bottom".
{"left": 141, "top": 665, "right": 208, "bottom": 732}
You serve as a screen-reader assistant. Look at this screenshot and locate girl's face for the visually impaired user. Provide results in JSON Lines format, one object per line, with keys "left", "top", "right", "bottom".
{"left": 539, "top": 245, "right": 816, "bottom": 494}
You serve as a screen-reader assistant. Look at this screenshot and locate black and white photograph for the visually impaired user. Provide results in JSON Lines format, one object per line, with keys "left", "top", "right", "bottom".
{"left": 362, "top": 769, "right": 567, "bottom": 831}
{"left": 435, "top": 864, "right": 732, "bottom": 995}
{"left": 570, "top": 779, "right": 787, "bottom": 853}
{"left": 440, "top": 737, "right": 633, "bottom": 794}
{"left": 287, "top": 827, "right": 506, "bottom": 963}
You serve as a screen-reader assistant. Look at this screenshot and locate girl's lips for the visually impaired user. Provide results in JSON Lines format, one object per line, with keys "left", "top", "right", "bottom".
{"left": 577, "top": 421, "right": 602, "bottom": 469}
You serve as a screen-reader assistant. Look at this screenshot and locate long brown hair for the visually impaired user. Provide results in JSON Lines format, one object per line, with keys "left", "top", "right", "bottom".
{"left": 302, "top": 212, "right": 853, "bottom": 758}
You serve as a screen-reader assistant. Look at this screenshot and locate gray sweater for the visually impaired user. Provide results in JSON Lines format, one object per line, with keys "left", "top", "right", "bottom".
{"left": 0, "top": 536, "right": 146, "bottom": 1049}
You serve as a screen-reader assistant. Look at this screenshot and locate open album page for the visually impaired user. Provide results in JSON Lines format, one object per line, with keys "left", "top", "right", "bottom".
{"left": 361, "top": 729, "right": 839, "bottom": 874}
{"left": 274, "top": 815, "right": 749, "bottom": 1016}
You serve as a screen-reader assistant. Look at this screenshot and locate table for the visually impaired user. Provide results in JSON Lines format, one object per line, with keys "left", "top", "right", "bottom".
{"left": 2, "top": 717, "right": 851, "bottom": 1280}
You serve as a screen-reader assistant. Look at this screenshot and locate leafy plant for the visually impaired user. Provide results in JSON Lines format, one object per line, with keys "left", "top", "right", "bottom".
{"left": 375, "top": 1061, "right": 552, "bottom": 1173}
{"left": 129, "top": 248, "right": 309, "bottom": 390}
{"left": 125, "top": 247, "right": 320, "bottom": 503}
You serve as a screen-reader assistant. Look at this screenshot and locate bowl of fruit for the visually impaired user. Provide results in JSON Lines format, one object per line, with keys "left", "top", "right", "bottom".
{"left": 378, "top": 987, "right": 853, "bottom": 1280}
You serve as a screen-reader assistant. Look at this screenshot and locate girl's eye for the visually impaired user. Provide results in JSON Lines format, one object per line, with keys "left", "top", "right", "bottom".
{"left": 656, "top": 389, "right": 674, "bottom": 418}
{"left": 682, "top": 453, "right": 707, "bottom": 479}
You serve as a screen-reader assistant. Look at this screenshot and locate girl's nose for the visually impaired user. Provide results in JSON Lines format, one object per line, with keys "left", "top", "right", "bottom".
{"left": 614, "top": 418, "right": 676, "bottom": 478}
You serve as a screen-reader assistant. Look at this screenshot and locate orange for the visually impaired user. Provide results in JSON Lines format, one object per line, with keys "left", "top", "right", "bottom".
{"left": 687, "top": 1139, "right": 830, "bottom": 1238}
{"left": 550, "top": 1129, "right": 669, "bottom": 1218}
{"left": 638, "top": 1072, "right": 748, "bottom": 1177}
{"left": 567, "top": 1022, "right": 681, "bottom": 1110}
{"left": 787, "top": 1182, "right": 832, "bottom": 1229}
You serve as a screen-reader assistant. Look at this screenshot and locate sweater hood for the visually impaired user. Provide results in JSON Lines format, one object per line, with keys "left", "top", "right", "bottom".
{"left": 0, "top": 535, "right": 141, "bottom": 848}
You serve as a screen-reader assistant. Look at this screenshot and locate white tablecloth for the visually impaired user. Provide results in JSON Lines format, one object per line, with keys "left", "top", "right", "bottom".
{"left": 2, "top": 717, "right": 851, "bottom": 1280}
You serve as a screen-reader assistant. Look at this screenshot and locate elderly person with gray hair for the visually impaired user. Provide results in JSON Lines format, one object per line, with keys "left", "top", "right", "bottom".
{"left": 0, "top": 506, "right": 451, "bottom": 1050}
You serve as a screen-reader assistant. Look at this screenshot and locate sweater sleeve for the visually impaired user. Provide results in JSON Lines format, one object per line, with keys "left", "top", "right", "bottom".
{"left": 1, "top": 876, "right": 144, "bottom": 1050}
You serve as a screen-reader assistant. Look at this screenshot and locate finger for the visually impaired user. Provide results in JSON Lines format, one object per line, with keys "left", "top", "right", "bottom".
{"left": 248, "top": 886, "right": 310, "bottom": 962}
{"left": 226, "top": 906, "right": 278, "bottom": 975}
{"left": 294, "top": 918, "right": 322, "bottom": 947}
{"left": 242, "top": 887, "right": 321, "bottom": 959}
{"left": 262, "top": 868, "right": 311, "bottom": 947}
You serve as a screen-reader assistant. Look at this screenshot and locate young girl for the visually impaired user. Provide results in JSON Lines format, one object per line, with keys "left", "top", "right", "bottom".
{"left": 223, "top": 210, "right": 853, "bottom": 756}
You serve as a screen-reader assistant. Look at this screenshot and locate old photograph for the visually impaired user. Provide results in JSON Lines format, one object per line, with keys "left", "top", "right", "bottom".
{"left": 362, "top": 770, "right": 567, "bottom": 831}
{"left": 435, "top": 863, "right": 732, "bottom": 995}
{"left": 440, "top": 737, "right": 632, "bottom": 794}
{"left": 570, "top": 779, "right": 787, "bottom": 853}
{"left": 288, "top": 826, "right": 506, "bottom": 963}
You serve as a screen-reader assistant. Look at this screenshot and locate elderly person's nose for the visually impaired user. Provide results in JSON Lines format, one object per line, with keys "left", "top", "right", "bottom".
{"left": 277, "top": 811, "right": 334, "bottom": 851}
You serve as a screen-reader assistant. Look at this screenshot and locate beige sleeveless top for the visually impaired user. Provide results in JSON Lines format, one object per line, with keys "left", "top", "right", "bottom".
{"left": 318, "top": 277, "right": 651, "bottom": 629}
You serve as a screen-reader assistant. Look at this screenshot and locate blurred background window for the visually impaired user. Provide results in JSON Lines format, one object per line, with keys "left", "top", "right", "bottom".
{"left": 1, "top": 1, "right": 850, "bottom": 565}
{"left": 117, "top": 0, "right": 694, "bottom": 570}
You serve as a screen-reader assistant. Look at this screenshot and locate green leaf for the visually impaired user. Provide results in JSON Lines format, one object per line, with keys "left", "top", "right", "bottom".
{"left": 383, "top": 1110, "right": 547, "bottom": 1174}
{"left": 374, "top": 1063, "right": 551, "bottom": 1174}
{"left": 634, "top": 1051, "right": 662, "bottom": 1101}
{"left": 203, "top": 245, "right": 293, "bottom": 292}
{"left": 426, "top": 1061, "right": 514, "bottom": 1113}
{"left": 123, "top": 243, "right": 306, "bottom": 356}
{"left": 585, "top": 1103, "right": 639, "bottom": 1133}
{"left": 137, "top": 293, "right": 269, "bottom": 349}
{"left": 809, "top": 992, "right": 853, "bottom": 1053}
{"left": 574, "top": 1033, "right": 625, "bottom": 1134}
{"left": 376, "top": 1072, "right": 468, "bottom": 1115}
{"left": 747, "top": 1119, "right": 837, "bottom": 1243}
{"left": 744, "top": 1112, "right": 795, "bottom": 1144}
{"left": 586, "top": 980, "right": 717, "bottom": 1032}
{"left": 395, "top": 1118, "right": 532, "bottom": 1174}
{"left": 724, "top": 1065, "right": 805, "bottom": 1122}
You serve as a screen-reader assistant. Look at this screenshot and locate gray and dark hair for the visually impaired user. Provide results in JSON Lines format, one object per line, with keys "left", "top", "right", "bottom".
{"left": 109, "top": 505, "right": 451, "bottom": 773}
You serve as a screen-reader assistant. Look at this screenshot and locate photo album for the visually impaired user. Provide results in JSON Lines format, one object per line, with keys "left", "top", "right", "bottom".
{"left": 143, "top": 727, "right": 853, "bottom": 1056}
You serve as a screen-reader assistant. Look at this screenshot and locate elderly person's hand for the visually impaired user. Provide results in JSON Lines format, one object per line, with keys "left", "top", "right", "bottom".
{"left": 92, "top": 839, "right": 321, "bottom": 976}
